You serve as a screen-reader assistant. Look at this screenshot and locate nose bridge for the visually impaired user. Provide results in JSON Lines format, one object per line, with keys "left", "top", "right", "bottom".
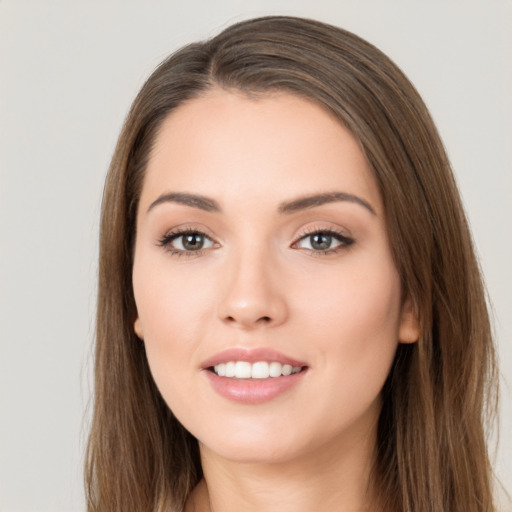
{"left": 217, "top": 240, "right": 287, "bottom": 328}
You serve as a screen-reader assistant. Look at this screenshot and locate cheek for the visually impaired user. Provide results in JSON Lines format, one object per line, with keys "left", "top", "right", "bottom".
{"left": 133, "top": 249, "right": 215, "bottom": 338}
{"left": 132, "top": 254, "right": 211, "bottom": 393}
{"left": 281, "top": 261, "right": 401, "bottom": 445}
{"left": 297, "top": 257, "right": 402, "bottom": 387}
{"left": 297, "top": 253, "right": 401, "bottom": 335}
{"left": 132, "top": 250, "right": 236, "bottom": 424}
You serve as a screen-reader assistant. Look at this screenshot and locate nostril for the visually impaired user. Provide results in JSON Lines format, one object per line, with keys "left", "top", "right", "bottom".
{"left": 222, "top": 310, "right": 280, "bottom": 327}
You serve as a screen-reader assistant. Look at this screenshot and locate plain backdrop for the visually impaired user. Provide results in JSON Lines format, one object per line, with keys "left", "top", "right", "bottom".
{"left": 0, "top": 1, "right": 511, "bottom": 511}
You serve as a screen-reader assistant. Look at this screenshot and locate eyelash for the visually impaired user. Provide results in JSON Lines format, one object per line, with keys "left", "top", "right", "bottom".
{"left": 291, "top": 227, "right": 354, "bottom": 256}
{"left": 157, "top": 227, "right": 354, "bottom": 257}
{"left": 157, "top": 227, "right": 217, "bottom": 258}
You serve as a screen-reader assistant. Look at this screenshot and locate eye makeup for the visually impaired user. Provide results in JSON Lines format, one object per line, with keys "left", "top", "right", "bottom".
{"left": 156, "top": 223, "right": 355, "bottom": 259}
{"left": 291, "top": 226, "right": 354, "bottom": 256}
{"left": 157, "top": 226, "right": 218, "bottom": 257}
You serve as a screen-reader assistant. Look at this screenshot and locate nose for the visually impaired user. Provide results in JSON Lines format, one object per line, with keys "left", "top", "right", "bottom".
{"left": 217, "top": 248, "right": 288, "bottom": 330}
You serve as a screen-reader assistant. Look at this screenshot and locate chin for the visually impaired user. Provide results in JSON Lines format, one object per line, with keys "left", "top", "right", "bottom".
{"left": 201, "top": 437, "right": 304, "bottom": 465}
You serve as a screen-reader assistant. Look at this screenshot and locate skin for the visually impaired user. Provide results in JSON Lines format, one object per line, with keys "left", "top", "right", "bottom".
{"left": 132, "top": 89, "right": 419, "bottom": 512}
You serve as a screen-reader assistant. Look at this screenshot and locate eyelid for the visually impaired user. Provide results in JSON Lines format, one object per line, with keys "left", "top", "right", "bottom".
{"left": 158, "top": 223, "right": 218, "bottom": 242}
{"left": 291, "top": 225, "right": 354, "bottom": 253}
{"left": 157, "top": 225, "right": 220, "bottom": 257}
{"left": 292, "top": 223, "right": 353, "bottom": 241}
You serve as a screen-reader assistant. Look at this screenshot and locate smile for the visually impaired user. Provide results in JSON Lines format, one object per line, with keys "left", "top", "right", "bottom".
{"left": 212, "top": 361, "right": 303, "bottom": 379}
{"left": 202, "top": 348, "right": 308, "bottom": 404}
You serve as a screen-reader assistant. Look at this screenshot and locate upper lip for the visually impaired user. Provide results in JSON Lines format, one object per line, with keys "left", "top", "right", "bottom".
{"left": 201, "top": 347, "right": 307, "bottom": 369}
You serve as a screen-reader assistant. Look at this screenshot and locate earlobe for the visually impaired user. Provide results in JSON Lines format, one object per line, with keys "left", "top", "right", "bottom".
{"left": 398, "top": 298, "right": 420, "bottom": 344}
{"left": 134, "top": 318, "right": 144, "bottom": 340}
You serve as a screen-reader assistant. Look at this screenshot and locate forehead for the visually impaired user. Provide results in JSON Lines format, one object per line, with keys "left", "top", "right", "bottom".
{"left": 140, "top": 89, "right": 382, "bottom": 215}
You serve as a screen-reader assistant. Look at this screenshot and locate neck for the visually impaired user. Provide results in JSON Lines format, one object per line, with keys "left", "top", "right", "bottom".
{"left": 187, "top": 415, "right": 381, "bottom": 512}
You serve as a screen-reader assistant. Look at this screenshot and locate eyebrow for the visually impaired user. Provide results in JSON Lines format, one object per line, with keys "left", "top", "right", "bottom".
{"left": 147, "top": 192, "right": 221, "bottom": 213}
{"left": 278, "top": 192, "right": 376, "bottom": 215}
{"left": 147, "top": 190, "right": 376, "bottom": 216}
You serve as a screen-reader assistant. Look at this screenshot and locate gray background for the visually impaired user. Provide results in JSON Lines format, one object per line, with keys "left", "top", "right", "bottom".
{"left": 1, "top": 1, "right": 510, "bottom": 510}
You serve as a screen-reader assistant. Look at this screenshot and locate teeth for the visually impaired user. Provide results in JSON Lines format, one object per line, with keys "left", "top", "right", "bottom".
{"left": 269, "top": 361, "right": 282, "bottom": 377}
{"left": 251, "top": 361, "right": 269, "bottom": 379}
{"left": 282, "top": 364, "right": 292, "bottom": 376}
{"left": 225, "top": 361, "right": 236, "bottom": 377}
{"left": 235, "top": 361, "right": 252, "bottom": 379}
{"left": 213, "top": 361, "right": 302, "bottom": 379}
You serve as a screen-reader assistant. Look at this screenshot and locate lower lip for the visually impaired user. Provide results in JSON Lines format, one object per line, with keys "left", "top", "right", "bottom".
{"left": 203, "top": 369, "right": 307, "bottom": 404}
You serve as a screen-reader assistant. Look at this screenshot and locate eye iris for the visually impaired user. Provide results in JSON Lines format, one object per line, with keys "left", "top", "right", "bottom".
{"left": 310, "top": 233, "right": 332, "bottom": 250}
{"left": 182, "top": 233, "right": 204, "bottom": 251}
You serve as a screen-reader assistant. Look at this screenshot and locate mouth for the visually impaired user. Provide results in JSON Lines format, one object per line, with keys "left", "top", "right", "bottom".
{"left": 201, "top": 348, "right": 308, "bottom": 403}
{"left": 208, "top": 361, "right": 305, "bottom": 379}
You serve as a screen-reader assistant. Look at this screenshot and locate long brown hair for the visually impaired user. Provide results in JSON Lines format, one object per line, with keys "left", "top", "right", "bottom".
{"left": 85, "top": 16, "right": 498, "bottom": 512}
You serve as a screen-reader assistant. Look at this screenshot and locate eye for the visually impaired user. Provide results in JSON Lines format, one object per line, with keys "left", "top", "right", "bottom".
{"left": 293, "top": 229, "right": 354, "bottom": 253}
{"left": 158, "top": 229, "right": 216, "bottom": 255}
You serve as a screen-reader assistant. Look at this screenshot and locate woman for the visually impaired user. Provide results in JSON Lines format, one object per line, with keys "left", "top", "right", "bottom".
{"left": 85, "top": 16, "right": 498, "bottom": 512}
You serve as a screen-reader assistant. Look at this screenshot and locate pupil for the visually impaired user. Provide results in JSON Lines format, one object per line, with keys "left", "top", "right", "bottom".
{"left": 183, "top": 233, "right": 203, "bottom": 250}
{"left": 311, "top": 233, "right": 331, "bottom": 250}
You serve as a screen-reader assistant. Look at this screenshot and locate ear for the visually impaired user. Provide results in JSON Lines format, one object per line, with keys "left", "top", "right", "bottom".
{"left": 398, "top": 297, "right": 420, "bottom": 344}
{"left": 134, "top": 317, "right": 144, "bottom": 340}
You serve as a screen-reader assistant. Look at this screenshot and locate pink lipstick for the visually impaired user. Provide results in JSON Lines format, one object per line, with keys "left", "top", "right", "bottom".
{"left": 201, "top": 347, "right": 308, "bottom": 404}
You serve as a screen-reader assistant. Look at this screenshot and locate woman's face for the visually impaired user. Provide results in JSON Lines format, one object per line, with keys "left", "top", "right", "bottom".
{"left": 133, "top": 90, "right": 418, "bottom": 464}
